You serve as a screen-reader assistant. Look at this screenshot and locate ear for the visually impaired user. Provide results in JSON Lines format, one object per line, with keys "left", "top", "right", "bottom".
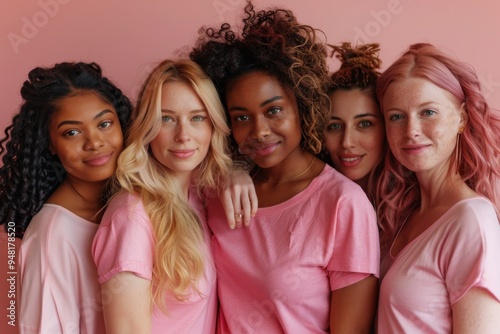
{"left": 458, "top": 102, "right": 469, "bottom": 133}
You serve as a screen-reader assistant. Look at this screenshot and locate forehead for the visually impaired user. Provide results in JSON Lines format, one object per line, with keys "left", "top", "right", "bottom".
{"left": 226, "top": 71, "right": 293, "bottom": 104}
{"left": 160, "top": 80, "right": 205, "bottom": 110}
{"left": 330, "top": 89, "right": 380, "bottom": 117}
{"left": 54, "top": 92, "right": 114, "bottom": 119}
{"left": 383, "top": 77, "right": 460, "bottom": 110}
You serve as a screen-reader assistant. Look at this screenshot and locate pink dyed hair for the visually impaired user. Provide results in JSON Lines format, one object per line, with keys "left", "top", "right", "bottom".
{"left": 375, "top": 43, "right": 500, "bottom": 248}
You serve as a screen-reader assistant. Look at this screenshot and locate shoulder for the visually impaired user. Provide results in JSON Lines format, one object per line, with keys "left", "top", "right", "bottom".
{"left": 437, "top": 197, "right": 500, "bottom": 258}
{"left": 446, "top": 197, "right": 499, "bottom": 233}
{"left": 100, "top": 192, "right": 147, "bottom": 228}
{"left": 313, "top": 165, "right": 371, "bottom": 204}
{"left": 24, "top": 204, "right": 95, "bottom": 240}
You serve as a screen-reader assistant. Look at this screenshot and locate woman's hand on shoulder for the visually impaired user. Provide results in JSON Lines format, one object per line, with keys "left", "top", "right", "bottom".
{"left": 221, "top": 169, "right": 258, "bottom": 229}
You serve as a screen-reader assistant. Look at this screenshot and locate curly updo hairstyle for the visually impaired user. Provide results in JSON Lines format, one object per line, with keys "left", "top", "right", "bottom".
{"left": 0, "top": 62, "right": 132, "bottom": 238}
{"left": 328, "top": 42, "right": 381, "bottom": 96}
{"left": 190, "top": 1, "right": 331, "bottom": 155}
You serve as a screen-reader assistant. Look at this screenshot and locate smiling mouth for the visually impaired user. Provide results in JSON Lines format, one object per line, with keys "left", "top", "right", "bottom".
{"left": 85, "top": 153, "right": 113, "bottom": 166}
{"left": 341, "top": 156, "right": 362, "bottom": 162}
{"left": 252, "top": 142, "right": 280, "bottom": 157}
{"left": 170, "top": 150, "right": 196, "bottom": 159}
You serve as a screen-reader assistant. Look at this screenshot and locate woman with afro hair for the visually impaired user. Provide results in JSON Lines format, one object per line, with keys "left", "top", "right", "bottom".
{"left": 191, "top": 3, "right": 380, "bottom": 333}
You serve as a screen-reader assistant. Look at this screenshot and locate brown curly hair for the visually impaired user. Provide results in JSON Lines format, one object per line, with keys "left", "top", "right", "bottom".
{"left": 190, "top": 1, "right": 331, "bottom": 154}
{"left": 328, "top": 42, "right": 381, "bottom": 95}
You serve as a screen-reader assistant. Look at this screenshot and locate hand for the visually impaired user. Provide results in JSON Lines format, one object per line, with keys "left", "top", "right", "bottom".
{"left": 221, "top": 169, "right": 258, "bottom": 229}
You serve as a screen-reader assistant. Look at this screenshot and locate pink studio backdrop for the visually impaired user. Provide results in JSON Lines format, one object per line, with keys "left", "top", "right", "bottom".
{"left": 0, "top": 0, "right": 499, "bottom": 332}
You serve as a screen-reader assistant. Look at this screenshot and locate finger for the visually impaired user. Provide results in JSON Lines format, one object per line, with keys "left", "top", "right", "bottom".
{"left": 249, "top": 188, "right": 258, "bottom": 219}
{"left": 221, "top": 190, "right": 236, "bottom": 229}
{"left": 241, "top": 193, "right": 252, "bottom": 227}
{"left": 234, "top": 211, "right": 243, "bottom": 228}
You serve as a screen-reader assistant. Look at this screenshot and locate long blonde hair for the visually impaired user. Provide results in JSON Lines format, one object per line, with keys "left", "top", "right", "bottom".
{"left": 115, "top": 59, "right": 231, "bottom": 311}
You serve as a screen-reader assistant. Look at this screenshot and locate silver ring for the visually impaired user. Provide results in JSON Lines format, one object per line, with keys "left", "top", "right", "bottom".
{"left": 235, "top": 213, "right": 243, "bottom": 219}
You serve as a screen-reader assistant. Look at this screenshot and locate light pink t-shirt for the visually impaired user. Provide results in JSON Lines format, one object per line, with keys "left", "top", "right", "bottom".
{"left": 92, "top": 191, "right": 217, "bottom": 334}
{"left": 378, "top": 197, "right": 500, "bottom": 333}
{"left": 207, "top": 165, "right": 380, "bottom": 333}
{"left": 19, "top": 204, "right": 105, "bottom": 334}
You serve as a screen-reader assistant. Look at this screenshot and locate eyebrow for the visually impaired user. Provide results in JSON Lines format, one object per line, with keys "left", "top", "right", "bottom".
{"left": 160, "top": 109, "right": 208, "bottom": 114}
{"left": 228, "top": 95, "right": 283, "bottom": 112}
{"left": 57, "top": 109, "right": 114, "bottom": 129}
{"left": 330, "top": 113, "right": 378, "bottom": 120}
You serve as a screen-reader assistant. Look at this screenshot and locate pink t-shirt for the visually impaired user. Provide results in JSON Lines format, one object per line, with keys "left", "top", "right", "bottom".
{"left": 92, "top": 191, "right": 217, "bottom": 334}
{"left": 19, "top": 204, "right": 105, "bottom": 334}
{"left": 207, "top": 164, "right": 380, "bottom": 333}
{"left": 378, "top": 197, "right": 500, "bottom": 333}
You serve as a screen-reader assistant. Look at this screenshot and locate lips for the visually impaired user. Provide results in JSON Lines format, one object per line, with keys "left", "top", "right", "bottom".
{"left": 85, "top": 153, "right": 113, "bottom": 167}
{"left": 251, "top": 142, "right": 281, "bottom": 157}
{"left": 338, "top": 154, "right": 364, "bottom": 167}
{"left": 402, "top": 144, "right": 431, "bottom": 155}
{"left": 170, "top": 149, "right": 196, "bottom": 159}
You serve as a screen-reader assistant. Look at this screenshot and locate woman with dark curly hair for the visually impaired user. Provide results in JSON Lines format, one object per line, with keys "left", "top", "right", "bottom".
{"left": 325, "top": 42, "right": 386, "bottom": 203}
{"left": 190, "top": 3, "right": 380, "bottom": 333}
{"left": 0, "top": 62, "right": 132, "bottom": 333}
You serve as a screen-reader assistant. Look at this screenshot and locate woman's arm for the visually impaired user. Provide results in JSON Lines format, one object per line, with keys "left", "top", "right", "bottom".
{"left": 452, "top": 287, "right": 500, "bottom": 333}
{"left": 330, "top": 275, "right": 378, "bottom": 334}
{"left": 101, "top": 272, "right": 152, "bottom": 334}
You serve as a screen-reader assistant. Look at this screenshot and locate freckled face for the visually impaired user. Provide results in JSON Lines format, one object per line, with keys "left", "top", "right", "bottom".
{"left": 382, "top": 77, "right": 466, "bottom": 175}
{"left": 149, "top": 81, "right": 213, "bottom": 180}
{"left": 49, "top": 92, "right": 123, "bottom": 183}
{"left": 325, "top": 89, "right": 384, "bottom": 183}
{"left": 226, "top": 71, "right": 302, "bottom": 169}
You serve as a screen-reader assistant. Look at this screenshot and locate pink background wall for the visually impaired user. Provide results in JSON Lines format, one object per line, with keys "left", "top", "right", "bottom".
{"left": 1, "top": 0, "right": 499, "bottom": 332}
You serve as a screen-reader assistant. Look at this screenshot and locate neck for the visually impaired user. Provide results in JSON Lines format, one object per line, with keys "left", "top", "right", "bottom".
{"left": 64, "top": 177, "right": 105, "bottom": 206}
{"left": 257, "top": 150, "right": 316, "bottom": 184}
{"left": 416, "top": 171, "right": 473, "bottom": 212}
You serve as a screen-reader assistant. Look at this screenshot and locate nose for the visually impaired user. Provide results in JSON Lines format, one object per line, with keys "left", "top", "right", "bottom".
{"left": 84, "top": 129, "right": 104, "bottom": 150}
{"left": 174, "top": 122, "right": 190, "bottom": 143}
{"left": 252, "top": 115, "right": 271, "bottom": 142}
{"left": 341, "top": 126, "right": 356, "bottom": 148}
{"left": 405, "top": 116, "right": 421, "bottom": 138}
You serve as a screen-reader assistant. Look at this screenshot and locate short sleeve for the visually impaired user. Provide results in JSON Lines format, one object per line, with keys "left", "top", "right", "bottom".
{"left": 442, "top": 199, "right": 500, "bottom": 304}
{"left": 326, "top": 183, "right": 380, "bottom": 290}
{"left": 92, "top": 193, "right": 155, "bottom": 284}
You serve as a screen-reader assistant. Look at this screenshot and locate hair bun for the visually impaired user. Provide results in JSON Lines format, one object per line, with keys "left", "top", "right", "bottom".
{"left": 330, "top": 42, "right": 381, "bottom": 71}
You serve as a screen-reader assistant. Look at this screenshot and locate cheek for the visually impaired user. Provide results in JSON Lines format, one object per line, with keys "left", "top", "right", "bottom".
{"left": 229, "top": 124, "right": 247, "bottom": 144}
{"left": 366, "top": 129, "right": 385, "bottom": 154}
{"left": 200, "top": 125, "right": 213, "bottom": 147}
{"left": 108, "top": 130, "right": 124, "bottom": 150}
{"left": 324, "top": 133, "right": 340, "bottom": 156}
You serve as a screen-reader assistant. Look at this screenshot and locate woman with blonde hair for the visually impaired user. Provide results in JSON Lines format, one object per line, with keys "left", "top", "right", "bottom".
{"left": 92, "top": 59, "right": 232, "bottom": 333}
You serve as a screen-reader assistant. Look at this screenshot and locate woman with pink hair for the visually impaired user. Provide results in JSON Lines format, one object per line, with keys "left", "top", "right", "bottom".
{"left": 376, "top": 43, "right": 500, "bottom": 333}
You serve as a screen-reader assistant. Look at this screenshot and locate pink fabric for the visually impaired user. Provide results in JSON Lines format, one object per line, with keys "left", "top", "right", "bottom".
{"left": 207, "top": 164, "right": 380, "bottom": 333}
{"left": 378, "top": 197, "right": 500, "bottom": 333}
{"left": 92, "top": 191, "right": 217, "bottom": 334}
{"left": 19, "top": 204, "right": 104, "bottom": 334}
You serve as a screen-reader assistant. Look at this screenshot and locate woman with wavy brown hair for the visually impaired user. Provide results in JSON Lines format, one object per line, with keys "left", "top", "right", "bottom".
{"left": 190, "top": 3, "right": 380, "bottom": 333}
{"left": 325, "top": 42, "right": 386, "bottom": 203}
